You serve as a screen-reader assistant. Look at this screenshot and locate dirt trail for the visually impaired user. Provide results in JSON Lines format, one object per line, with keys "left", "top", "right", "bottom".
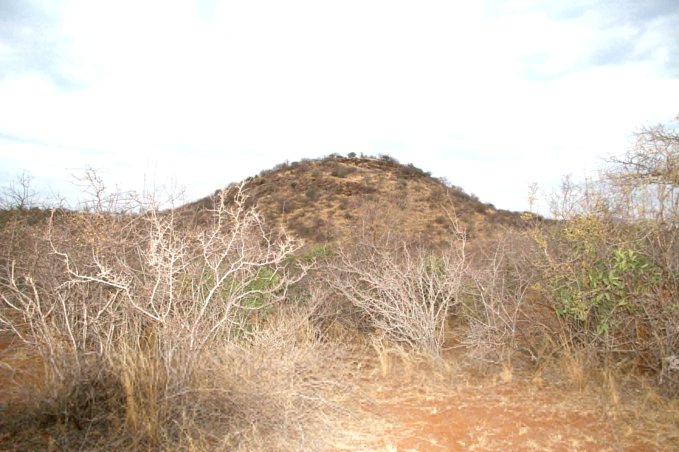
{"left": 373, "top": 380, "right": 619, "bottom": 451}
{"left": 352, "top": 343, "right": 667, "bottom": 452}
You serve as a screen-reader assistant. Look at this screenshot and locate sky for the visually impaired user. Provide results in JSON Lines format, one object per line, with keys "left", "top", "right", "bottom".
{"left": 1, "top": 0, "right": 678, "bottom": 213}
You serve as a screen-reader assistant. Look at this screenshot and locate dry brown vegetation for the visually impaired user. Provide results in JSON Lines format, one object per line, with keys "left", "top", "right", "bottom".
{"left": 1, "top": 122, "right": 679, "bottom": 450}
{"left": 183, "top": 154, "right": 531, "bottom": 248}
{"left": 0, "top": 185, "right": 382, "bottom": 450}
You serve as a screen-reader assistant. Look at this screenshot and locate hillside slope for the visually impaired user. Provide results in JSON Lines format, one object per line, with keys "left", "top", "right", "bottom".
{"left": 183, "top": 155, "right": 531, "bottom": 247}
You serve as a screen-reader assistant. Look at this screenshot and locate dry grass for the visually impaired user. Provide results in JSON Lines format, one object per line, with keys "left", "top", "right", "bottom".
{"left": 357, "top": 347, "right": 679, "bottom": 451}
{"left": 183, "top": 155, "right": 529, "bottom": 248}
{"left": 362, "top": 356, "right": 615, "bottom": 451}
{"left": 0, "top": 185, "right": 384, "bottom": 451}
{"left": 0, "top": 305, "right": 386, "bottom": 451}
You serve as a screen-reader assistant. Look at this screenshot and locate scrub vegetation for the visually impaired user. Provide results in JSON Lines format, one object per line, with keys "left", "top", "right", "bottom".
{"left": 1, "top": 118, "right": 678, "bottom": 450}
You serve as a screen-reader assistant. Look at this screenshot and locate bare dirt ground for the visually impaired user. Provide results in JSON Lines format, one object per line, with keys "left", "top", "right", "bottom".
{"left": 369, "top": 377, "right": 618, "bottom": 451}
{"left": 2, "top": 335, "right": 678, "bottom": 451}
{"left": 358, "top": 349, "right": 679, "bottom": 452}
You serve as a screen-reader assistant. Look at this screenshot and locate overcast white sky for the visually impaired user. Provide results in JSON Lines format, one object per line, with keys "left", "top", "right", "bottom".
{"left": 1, "top": 0, "right": 678, "bottom": 212}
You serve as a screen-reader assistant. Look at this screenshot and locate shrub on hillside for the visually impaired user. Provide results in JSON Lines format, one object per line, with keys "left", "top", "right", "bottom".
{"left": 523, "top": 118, "right": 679, "bottom": 392}
{"left": 325, "top": 226, "right": 466, "bottom": 357}
{"left": 329, "top": 163, "right": 356, "bottom": 178}
{"left": 460, "top": 231, "right": 537, "bottom": 365}
{"left": 0, "top": 182, "right": 379, "bottom": 448}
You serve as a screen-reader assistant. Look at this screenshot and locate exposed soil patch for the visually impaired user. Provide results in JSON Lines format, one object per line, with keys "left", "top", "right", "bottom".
{"left": 374, "top": 381, "right": 616, "bottom": 451}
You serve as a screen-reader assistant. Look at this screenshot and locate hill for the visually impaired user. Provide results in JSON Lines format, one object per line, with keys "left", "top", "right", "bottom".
{"left": 183, "top": 154, "right": 532, "bottom": 247}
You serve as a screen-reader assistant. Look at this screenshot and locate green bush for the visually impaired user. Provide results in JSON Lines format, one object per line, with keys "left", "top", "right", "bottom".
{"left": 554, "top": 245, "right": 660, "bottom": 335}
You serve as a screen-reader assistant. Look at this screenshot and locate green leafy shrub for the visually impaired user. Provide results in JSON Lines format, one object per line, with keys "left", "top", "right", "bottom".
{"left": 530, "top": 205, "right": 678, "bottom": 391}
{"left": 554, "top": 245, "right": 660, "bottom": 335}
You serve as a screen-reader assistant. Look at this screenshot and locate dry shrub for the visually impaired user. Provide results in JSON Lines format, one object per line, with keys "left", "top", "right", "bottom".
{"left": 1, "top": 306, "right": 376, "bottom": 451}
{"left": 103, "top": 304, "right": 377, "bottom": 451}
{"left": 189, "top": 307, "right": 375, "bottom": 451}
{"left": 326, "top": 231, "right": 466, "bottom": 357}
{"left": 0, "top": 182, "right": 384, "bottom": 449}
{"left": 460, "top": 231, "right": 535, "bottom": 365}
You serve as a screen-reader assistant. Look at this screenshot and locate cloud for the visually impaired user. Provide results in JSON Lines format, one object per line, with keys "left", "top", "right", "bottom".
{"left": 595, "top": 0, "right": 678, "bottom": 24}
{"left": 483, "top": 0, "right": 679, "bottom": 80}
{"left": 0, "top": 0, "right": 97, "bottom": 89}
{"left": 582, "top": 3, "right": 679, "bottom": 76}
{"left": 195, "top": 0, "right": 220, "bottom": 21}
{"left": 0, "top": 1, "right": 677, "bottom": 213}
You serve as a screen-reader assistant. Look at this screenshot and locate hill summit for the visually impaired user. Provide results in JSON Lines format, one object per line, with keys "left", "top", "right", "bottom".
{"left": 185, "top": 154, "right": 529, "bottom": 247}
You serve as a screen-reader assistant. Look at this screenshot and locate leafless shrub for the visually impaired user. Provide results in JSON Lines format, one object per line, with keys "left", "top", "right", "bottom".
{"left": 1, "top": 303, "right": 378, "bottom": 450}
{"left": 0, "top": 180, "right": 338, "bottom": 447}
{"left": 461, "top": 233, "right": 534, "bottom": 365}
{"left": 548, "top": 174, "right": 604, "bottom": 220}
{"left": 606, "top": 122, "right": 679, "bottom": 224}
{"left": 0, "top": 171, "right": 41, "bottom": 210}
{"left": 326, "top": 231, "right": 466, "bottom": 357}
